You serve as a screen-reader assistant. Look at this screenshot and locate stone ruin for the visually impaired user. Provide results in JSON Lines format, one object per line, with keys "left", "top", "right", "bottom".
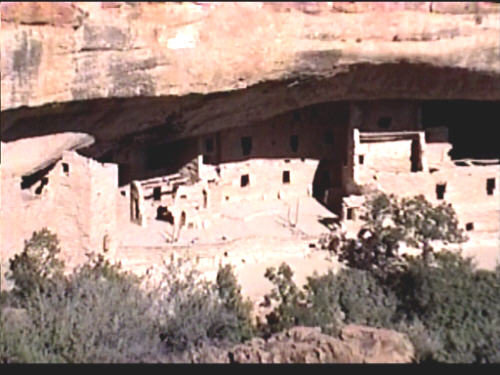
{"left": 1, "top": 2, "right": 499, "bottom": 286}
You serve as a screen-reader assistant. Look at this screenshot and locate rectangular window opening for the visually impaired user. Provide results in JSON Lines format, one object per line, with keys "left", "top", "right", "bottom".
{"left": 282, "top": 171, "right": 290, "bottom": 184}
{"left": 240, "top": 174, "right": 250, "bottom": 187}
{"left": 487, "top": 178, "right": 495, "bottom": 195}
{"left": 241, "top": 137, "right": 252, "bottom": 156}
{"left": 346, "top": 207, "right": 354, "bottom": 220}
{"left": 436, "top": 183, "right": 446, "bottom": 200}
{"left": 62, "top": 163, "right": 69, "bottom": 175}
{"left": 153, "top": 187, "right": 161, "bottom": 201}
{"left": 358, "top": 155, "right": 364, "bottom": 165}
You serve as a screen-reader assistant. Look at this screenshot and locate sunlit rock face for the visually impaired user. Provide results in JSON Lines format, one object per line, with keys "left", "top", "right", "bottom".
{"left": 1, "top": 2, "right": 499, "bottom": 146}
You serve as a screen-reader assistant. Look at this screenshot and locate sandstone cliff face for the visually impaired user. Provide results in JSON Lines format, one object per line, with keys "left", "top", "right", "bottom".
{"left": 1, "top": 2, "right": 499, "bottom": 152}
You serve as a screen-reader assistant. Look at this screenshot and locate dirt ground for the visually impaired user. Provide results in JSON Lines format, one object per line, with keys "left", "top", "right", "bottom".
{"left": 114, "top": 189, "right": 499, "bottom": 316}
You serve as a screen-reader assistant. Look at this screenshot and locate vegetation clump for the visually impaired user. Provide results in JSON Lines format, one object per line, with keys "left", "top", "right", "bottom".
{"left": 261, "top": 193, "right": 499, "bottom": 363}
{"left": 1, "top": 229, "right": 254, "bottom": 363}
{"left": 1, "top": 192, "right": 498, "bottom": 364}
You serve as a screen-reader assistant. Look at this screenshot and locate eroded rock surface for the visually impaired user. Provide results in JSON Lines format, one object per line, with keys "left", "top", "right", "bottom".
{"left": 227, "top": 325, "right": 414, "bottom": 363}
{"left": 1, "top": 2, "right": 499, "bottom": 161}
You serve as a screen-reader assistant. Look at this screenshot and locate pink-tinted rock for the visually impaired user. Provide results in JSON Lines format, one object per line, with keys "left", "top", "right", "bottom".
{"left": 228, "top": 325, "right": 414, "bottom": 363}
{"left": 0, "top": 2, "right": 86, "bottom": 27}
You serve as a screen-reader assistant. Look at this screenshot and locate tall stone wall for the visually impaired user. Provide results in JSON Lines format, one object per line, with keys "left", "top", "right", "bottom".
{"left": 1, "top": 151, "right": 118, "bottom": 289}
{"left": 89, "top": 153, "right": 118, "bottom": 256}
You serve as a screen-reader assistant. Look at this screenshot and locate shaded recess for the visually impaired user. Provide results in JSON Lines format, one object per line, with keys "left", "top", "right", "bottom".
{"left": 421, "top": 100, "right": 499, "bottom": 160}
{"left": 1, "top": 62, "right": 499, "bottom": 195}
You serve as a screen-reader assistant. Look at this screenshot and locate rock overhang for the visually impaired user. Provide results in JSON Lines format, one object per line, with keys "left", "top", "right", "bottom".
{"left": 1, "top": 2, "right": 499, "bottom": 154}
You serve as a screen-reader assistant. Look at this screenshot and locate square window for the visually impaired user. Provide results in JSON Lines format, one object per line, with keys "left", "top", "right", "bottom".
{"left": 240, "top": 174, "right": 250, "bottom": 187}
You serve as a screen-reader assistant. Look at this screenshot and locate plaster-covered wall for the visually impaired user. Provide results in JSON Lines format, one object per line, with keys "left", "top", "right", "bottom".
{"left": 1, "top": 151, "right": 118, "bottom": 287}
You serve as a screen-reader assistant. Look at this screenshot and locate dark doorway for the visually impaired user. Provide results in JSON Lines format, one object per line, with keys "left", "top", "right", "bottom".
{"left": 118, "top": 164, "right": 131, "bottom": 187}
{"left": 410, "top": 139, "right": 422, "bottom": 172}
{"left": 358, "top": 155, "right": 364, "bottom": 165}
{"left": 436, "top": 183, "right": 446, "bottom": 200}
{"left": 62, "top": 163, "right": 69, "bottom": 176}
{"left": 132, "top": 198, "right": 140, "bottom": 221}
{"left": 282, "top": 171, "right": 290, "bottom": 184}
{"left": 153, "top": 187, "right": 161, "bottom": 201}
{"left": 487, "top": 178, "right": 495, "bottom": 195}
{"left": 156, "top": 206, "right": 174, "bottom": 224}
{"left": 346, "top": 207, "right": 354, "bottom": 220}
{"left": 240, "top": 174, "right": 250, "bottom": 187}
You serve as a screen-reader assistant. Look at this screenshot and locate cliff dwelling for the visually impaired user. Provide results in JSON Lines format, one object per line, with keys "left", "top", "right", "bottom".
{"left": 1, "top": 1, "right": 500, "bottom": 292}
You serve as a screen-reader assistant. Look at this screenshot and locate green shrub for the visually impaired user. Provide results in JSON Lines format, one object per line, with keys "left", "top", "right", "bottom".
{"left": 216, "top": 264, "right": 255, "bottom": 342}
{"left": 2, "top": 251, "right": 162, "bottom": 363}
{"left": 1, "top": 231, "right": 258, "bottom": 363}
{"left": 262, "top": 263, "right": 397, "bottom": 336}
{"left": 154, "top": 257, "right": 257, "bottom": 355}
{"left": 394, "top": 251, "right": 500, "bottom": 363}
{"left": 8, "top": 228, "right": 65, "bottom": 303}
{"left": 330, "top": 268, "right": 398, "bottom": 328}
{"left": 262, "top": 263, "right": 312, "bottom": 335}
{"left": 338, "top": 193, "right": 467, "bottom": 276}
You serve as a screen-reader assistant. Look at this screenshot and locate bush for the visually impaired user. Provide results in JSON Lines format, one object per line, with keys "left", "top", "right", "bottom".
{"left": 262, "top": 263, "right": 397, "bottom": 336}
{"left": 216, "top": 264, "right": 255, "bottom": 342}
{"left": 8, "top": 228, "right": 65, "bottom": 303}
{"left": 1, "top": 231, "right": 257, "bottom": 363}
{"left": 393, "top": 251, "right": 500, "bottom": 363}
{"left": 337, "top": 193, "right": 467, "bottom": 276}
{"left": 329, "top": 268, "right": 398, "bottom": 328}
{"left": 157, "top": 258, "right": 255, "bottom": 354}
{"left": 2, "top": 251, "right": 162, "bottom": 363}
{"left": 262, "top": 263, "right": 313, "bottom": 335}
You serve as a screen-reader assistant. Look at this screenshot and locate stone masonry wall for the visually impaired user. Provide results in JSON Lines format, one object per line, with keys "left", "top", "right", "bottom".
{"left": 1, "top": 151, "right": 118, "bottom": 289}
